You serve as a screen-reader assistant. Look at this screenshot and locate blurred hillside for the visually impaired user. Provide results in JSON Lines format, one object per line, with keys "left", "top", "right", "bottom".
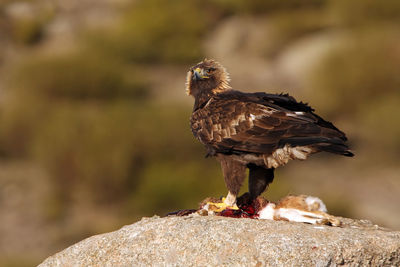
{"left": 0, "top": 0, "right": 399, "bottom": 266}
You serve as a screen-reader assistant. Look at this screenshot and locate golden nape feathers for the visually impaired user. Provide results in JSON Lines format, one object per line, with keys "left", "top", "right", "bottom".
{"left": 186, "top": 59, "right": 231, "bottom": 97}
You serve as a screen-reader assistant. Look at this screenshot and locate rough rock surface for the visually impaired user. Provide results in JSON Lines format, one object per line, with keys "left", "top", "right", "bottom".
{"left": 39, "top": 215, "right": 400, "bottom": 266}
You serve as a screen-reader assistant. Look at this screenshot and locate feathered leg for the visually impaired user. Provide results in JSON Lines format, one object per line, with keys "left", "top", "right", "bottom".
{"left": 248, "top": 164, "right": 274, "bottom": 200}
{"left": 217, "top": 154, "right": 246, "bottom": 207}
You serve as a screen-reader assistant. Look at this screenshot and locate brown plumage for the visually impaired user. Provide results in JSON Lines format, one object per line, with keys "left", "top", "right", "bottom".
{"left": 187, "top": 59, "right": 354, "bottom": 207}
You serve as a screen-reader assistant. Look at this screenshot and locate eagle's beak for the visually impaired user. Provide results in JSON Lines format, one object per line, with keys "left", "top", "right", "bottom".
{"left": 193, "top": 67, "right": 209, "bottom": 80}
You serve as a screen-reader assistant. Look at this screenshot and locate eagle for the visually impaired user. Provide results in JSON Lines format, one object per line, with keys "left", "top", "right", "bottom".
{"left": 186, "top": 59, "right": 354, "bottom": 211}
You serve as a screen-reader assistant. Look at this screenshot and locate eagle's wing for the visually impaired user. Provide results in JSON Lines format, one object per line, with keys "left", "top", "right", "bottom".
{"left": 190, "top": 92, "right": 351, "bottom": 156}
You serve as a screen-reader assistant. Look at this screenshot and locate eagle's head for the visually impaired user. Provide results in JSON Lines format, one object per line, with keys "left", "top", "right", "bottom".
{"left": 186, "top": 59, "right": 231, "bottom": 97}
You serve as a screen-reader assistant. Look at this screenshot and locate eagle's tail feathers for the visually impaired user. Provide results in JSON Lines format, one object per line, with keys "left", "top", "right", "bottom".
{"left": 315, "top": 143, "right": 354, "bottom": 157}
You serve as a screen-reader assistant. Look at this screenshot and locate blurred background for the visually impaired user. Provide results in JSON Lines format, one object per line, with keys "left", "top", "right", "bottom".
{"left": 0, "top": 0, "right": 399, "bottom": 265}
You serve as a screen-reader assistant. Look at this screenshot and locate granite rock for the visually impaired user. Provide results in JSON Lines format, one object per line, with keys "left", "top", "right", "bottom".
{"left": 39, "top": 215, "right": 400, "bottom": 266}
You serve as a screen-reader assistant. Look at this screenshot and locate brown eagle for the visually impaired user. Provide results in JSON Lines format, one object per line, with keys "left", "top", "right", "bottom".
{"left": 187, "top": 59, "right": 353, "bottom": 210}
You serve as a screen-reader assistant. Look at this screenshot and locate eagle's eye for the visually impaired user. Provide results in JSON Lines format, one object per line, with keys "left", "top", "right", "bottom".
{"left": 206, "top": 67, "right": 216, "bottom": 73}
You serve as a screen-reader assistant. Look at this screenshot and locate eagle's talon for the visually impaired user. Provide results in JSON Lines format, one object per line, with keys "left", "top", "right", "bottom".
{"left": 205, "top": 198, "right": 239, "bottom": 212}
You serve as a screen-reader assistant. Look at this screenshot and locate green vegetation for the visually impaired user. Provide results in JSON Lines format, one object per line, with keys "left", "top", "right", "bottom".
{"left": 3, "top": 0, "right": 54, "bottom": 45}
{"left": 209, "top": 0, "right": 326, "bottom": 15}
{"left": 329, "top": 0, "right": 400, "bottom": 26}
{"left": 10, "top": 51, "right": 147, "bottom": 100}
{"left": 87, "top": 0, "right": 212, "bottom": 64}
{"left": 263, "top": 10, "right": 329, "bottom": 58}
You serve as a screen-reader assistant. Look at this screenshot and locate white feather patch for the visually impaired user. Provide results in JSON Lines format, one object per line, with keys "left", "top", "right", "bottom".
{"left": 263, "top": 145, "right": 313, "bottom": 168}
{"left": 286, "top": 111, "right": 305, "bottom": 118}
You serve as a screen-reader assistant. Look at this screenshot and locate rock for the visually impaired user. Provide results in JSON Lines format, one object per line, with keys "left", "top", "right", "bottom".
{"left": 39, "top": 215, "right": 400, "bottom": 266}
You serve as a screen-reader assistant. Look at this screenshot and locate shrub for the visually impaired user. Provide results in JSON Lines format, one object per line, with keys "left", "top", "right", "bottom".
{"left": 308, "top": 28, "right": 400, "bottom": 116}
{"left": 263, "top": 10, "right": 329, "bottom": 58}
{"left": 329, "top": 0, "right": 400, "bottom": 27}
{"left": 88, "top": 0, "right": 210, "bottom": 64}
{"left": 9, "top": 51, "right": 148, "bottom": 101}
{"left": 208, "top": 0, "right": 326, "bottom": 15}
{"left": 30, "top": 102, "right": 213, "bottom": 208}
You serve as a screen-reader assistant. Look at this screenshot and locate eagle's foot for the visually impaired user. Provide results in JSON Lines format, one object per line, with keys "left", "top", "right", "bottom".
{"left": 205, "top": 197, "right": 239, "bottom": 212}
